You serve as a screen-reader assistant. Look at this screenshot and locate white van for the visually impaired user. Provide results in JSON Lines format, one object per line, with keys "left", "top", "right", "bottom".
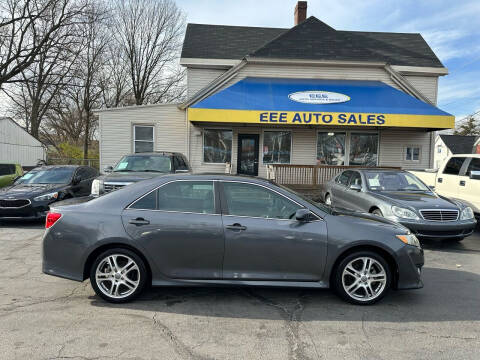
{"left": 411, "top": 154, "right": 480, "bottom": 216}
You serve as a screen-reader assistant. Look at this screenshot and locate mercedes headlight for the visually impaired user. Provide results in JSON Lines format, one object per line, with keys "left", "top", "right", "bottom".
{"left": 460, "top": 207, "right": 474, "bottom": 220}
{"left": 91, "top": 179, "right": 103, "bottom": 196}
{"left": 396, "top": 234, "right": 421, "bottom": 248}
{"left": 34, "top": 192, "right": 59, "bottom": 202}
{"left": 392, "top": 206, "right": 420, "bottom": 220}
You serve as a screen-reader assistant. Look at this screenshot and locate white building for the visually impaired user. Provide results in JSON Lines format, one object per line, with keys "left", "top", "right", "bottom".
{"left": 95, "top": 2, "right": 455, "bottom": 184}
{"left": 0, "top": 117, "right": 46, "bottom": 169}
{"left": 434, "top": 134, "right": 479, "bottom": 169}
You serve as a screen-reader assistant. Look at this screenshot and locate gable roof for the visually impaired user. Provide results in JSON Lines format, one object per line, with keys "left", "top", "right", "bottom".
{"left": 181, "top": 16, "right": 444, "bottom": 68}
{"left": 439, "top": 134, "right": 479, "bottom": 154}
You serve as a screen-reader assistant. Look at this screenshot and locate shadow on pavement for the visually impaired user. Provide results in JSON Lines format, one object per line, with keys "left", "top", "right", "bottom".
{"left": 0, "top": 219, "right": 44, "bottom": 229}
{"left": 89, "top": 266, "right": 480, "bottom": 323}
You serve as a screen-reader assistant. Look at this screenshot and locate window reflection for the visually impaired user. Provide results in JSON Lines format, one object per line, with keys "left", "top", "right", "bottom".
{"left": 349, "top": 133, "right": 378, "bottom": 166}
{"left": 317, "top": 133, "right": 346, "bottom": 165}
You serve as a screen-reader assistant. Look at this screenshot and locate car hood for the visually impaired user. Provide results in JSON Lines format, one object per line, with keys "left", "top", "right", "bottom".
{"left": 0, "top": 183, "right": 67, "bottom": 199}
{"left": 369, "top": 191, "right": 460, "bottom": 210}
{"left": 330, "top": 206, "right": 409, "bottom": 232}
{"left": 100, "top": 171, "right": 167, "bottom": 183}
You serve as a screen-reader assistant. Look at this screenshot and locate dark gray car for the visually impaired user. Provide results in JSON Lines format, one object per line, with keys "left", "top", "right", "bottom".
{"left": 323, "top": 169, "right": 477, "bottom": 240}
{"left": 43, "top": 174, "right": 424, "bottom": 305}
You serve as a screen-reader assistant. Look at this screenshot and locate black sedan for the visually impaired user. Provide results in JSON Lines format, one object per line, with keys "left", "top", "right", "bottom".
{"left": 323, "top": 169, "right": 477, "bottom": 240}
{"left": 43, "top": 174, "right": 424, "bottom": 305}
{"left": 0, "top": 165, "right": 98, "bottom": 220}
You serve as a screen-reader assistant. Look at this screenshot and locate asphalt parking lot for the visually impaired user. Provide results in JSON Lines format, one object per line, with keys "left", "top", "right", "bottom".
{"left": 1, "top": 222, "right": 479, "bottom": 360}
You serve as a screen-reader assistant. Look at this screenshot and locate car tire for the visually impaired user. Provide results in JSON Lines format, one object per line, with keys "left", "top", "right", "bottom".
{"left": 371, "top": 208, "right": 383, "bottom": 217}
{"left": 333, "top": 251, "right": 391, "bottom": 305}
{"left": 90, "top": 248, "right": 147, "bottom": 303}
{"left": 324, "top": 193, "right": 332, "bottom": 206}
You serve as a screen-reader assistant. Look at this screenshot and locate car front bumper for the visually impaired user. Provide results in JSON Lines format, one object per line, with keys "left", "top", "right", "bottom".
{"left": 396, "top": 245, "right": 424, "bottom": 290}
{"left": 398, "top": 219, "right": 477, "bottom": 239}
{"left": 0, "top": 201, "right": 50, "bottom": 220}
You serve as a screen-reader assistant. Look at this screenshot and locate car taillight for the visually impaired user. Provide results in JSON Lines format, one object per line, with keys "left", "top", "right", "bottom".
{"left": 46, "top": 212, "right": 62, "bottom": 229}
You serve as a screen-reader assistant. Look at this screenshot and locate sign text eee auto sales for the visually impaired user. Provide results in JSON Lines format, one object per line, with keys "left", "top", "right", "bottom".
{"left": 259, "top": 112, "right": 386, "bottom": 125}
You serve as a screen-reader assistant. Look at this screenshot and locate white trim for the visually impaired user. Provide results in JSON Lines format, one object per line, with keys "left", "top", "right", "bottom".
{"left": 262, "top": 129, "right": 293, "bottom": 165}
{"left": 404, "top": 145, "right": 422, "bottom": 162}
{"left": 390, "top": 65, "right": 448, "bottom": 76}
{"left": 202, "top": 128, "right": 233, "bottom": 165}
{"left": 245, "top": 57, "right": 387, "bottom": 68}
{"left": 180, "top": 57, "right": 241, "bottom": 68}
{"left": 93, "top": 103, "right": 182, "bottom": 114}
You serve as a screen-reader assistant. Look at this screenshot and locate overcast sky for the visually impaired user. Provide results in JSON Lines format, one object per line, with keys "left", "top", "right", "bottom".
{"left": 178, "top": 0, "right": 480, "bottom": 123}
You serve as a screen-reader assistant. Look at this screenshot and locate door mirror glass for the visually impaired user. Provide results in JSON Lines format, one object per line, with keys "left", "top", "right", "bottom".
{"left": 470, "top": 171, "right": 480, "bottom": 180}
{"left": 349, "top": 184, "right": 362, "bottom": 191}
{"left": 103, "top": 166, "right": 113, "bottom": 173}
{"left": 295, "top": 208, "right": 311, "bottom": 222}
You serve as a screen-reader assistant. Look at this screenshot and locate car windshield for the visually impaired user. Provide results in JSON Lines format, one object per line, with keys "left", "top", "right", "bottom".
{"left": 15, "top": 168, "right": 75, "bottom": 184}
{"left": 364, "top": 171, "right": 430, "bottom": 192}
{"left": 113, "top": 155, "right": 172, "bottom": 173}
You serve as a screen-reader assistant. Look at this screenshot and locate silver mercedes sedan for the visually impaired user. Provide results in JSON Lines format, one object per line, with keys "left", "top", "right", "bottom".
{"left": 323, "top": 169, "right": 477, "bottom": 240}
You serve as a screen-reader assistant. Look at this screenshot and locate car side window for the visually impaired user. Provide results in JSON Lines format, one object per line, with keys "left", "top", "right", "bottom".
{"left": 173, "top": 156, "right": 188, "bottom": 171}
{"left": 0, "top": 164, "right": 16, "bottom": 176}
{"left": 338, "top": 171, "right": 352, "bottom": 186}
{"left": 443, "top": 157, "right": 466, "bottom": 175}
{"left": 75, "top": 168, "right": 88, "bottom": 181}
{"left": 84, "top": 167, "right": 98, "bottom": 178}
{"left": 130, "top": 190, "right": 157, "bottom": 210}
{"left": 349, "top": 172, "right": 362, "bottom": 186}
{"left": 222, "top": 182, "right": 301, "bottom": 220}
{"left": 157, "top": 181, "right": 215, "bottom": 214}
{"left": 467, "top": 158, "right": 480, "bottom": 176}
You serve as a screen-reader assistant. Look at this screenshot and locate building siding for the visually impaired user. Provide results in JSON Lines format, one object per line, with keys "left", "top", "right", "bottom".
{"left": 187, "top": 68, "right": 226, "bottom": 98}
{"left": 99, "top": 104, "right": 187, "bottom": 170}
{"left": 0, "top": 119, "right": 45, "bottom": 167}
{"left": 379, "top": 130, "right": 432, "bottom": 169}
{"left": 403, "top": 75, "right": 438, "bottom": 104}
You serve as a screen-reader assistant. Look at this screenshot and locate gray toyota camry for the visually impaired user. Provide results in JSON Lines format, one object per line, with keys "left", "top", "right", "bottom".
{"left": 323, "top": 169, "right": 477, "bottom": 240}
{"left": 43, "top": 174, "right": 424, "bottom": 305}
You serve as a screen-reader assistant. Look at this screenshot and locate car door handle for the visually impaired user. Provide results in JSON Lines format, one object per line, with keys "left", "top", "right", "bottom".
{"left": 438, "top": 177, "right": 443, "bottom": 183}
{"left": 129, "top": 217, "right": 150, "bottom": 226}
{"left": 225, "top": 223, "right": 247, "bottom": 231}
{"left": 460, "top": 180, "right": 466, "bottom": 186}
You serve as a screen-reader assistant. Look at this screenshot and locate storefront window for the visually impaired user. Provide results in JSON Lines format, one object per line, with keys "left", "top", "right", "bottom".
{"left": 203, "top": 129, "right": 232, "bottom": 163}
{"left": 263, "top": 131, "right": 291, "bottom": 164}
{"left": 317, "top": 132, "right": 346, "bottom": 165}
{"left": 349, "top": 133, "right": 378, "bottom": 166}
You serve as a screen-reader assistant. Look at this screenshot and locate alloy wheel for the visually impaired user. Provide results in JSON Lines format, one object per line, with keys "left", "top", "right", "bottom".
{"left": 95, "top": 254, "right": 140, "bottom": 299}
{"left": 341, "top": 256, "right": 387, "bottom": 302}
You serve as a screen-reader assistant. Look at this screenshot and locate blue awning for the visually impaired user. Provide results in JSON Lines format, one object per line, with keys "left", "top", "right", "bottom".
{"left": 188, "top": 77, "right": 454, "bottom": 129}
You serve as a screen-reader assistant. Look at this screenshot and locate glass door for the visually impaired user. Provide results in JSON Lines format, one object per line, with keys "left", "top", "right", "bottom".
{"left": 237, "top": 134, "right": 259, "bottom": 176}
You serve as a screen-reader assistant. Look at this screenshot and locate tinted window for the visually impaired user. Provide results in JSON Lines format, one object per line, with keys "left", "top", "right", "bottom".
{"left": 467, "top": 158, "right": 480, "bottom": 176}
{"left": 443, "top": 157, "right": 466, "bottom": 175}
{"left": 223, "top": 182, "right": 301, "bottom": 219}
{"left": 349, "top": 172, "right": 362, "bottom": 186}
{"left": 130, "top": 190, "right": 157, "bottom": 210}
{"left": 0, "top": 164, "right": 15, "bottom": 176}
{"left": 337, "top": 171, "right": 352, "bottom": 186}
{"left": 76, "top": 168, "right": 89, "bottom": 180}
{"left": 15, "top": 168, "right": 75, "bottom": 184}
{"left": 113, "top": 155, "right": 172, "bottom": 173}
{"left": 174, "top": 156, "right": 188, "bottom": 171}
{"left": 157, "top": 181, "right": 215, "bottom": 214}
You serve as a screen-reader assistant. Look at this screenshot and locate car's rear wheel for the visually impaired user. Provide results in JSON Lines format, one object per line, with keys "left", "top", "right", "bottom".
{"left": 333, "top": 251, "right": 391, "bottom": 305}
{"left": 371, "top": 208, "right": 383, "bottom": 217}
{"left": 90, "top": 248, "right": 147, "bottom": 303}
{"left": 324, "top": 193, "right": 332, "bottom": 206}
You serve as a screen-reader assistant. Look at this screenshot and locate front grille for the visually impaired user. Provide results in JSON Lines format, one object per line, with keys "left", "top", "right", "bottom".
{"left": 104, "top": 183, "right": 127, "bottom": 193}
{"left": 420, "top": 209, "right": 459, "bottom": 222}
{"left": 0, "top": 199, "right": 31, "bottom": 208}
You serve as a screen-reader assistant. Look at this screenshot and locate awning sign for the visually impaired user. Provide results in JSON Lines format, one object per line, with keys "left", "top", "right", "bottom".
{"left": 189, "top": 78, "right": 454, "bottom": 129}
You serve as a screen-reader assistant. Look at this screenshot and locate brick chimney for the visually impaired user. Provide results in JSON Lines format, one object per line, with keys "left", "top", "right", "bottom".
{"left": 294, "top": 1, "right": 307, "bottom": 25}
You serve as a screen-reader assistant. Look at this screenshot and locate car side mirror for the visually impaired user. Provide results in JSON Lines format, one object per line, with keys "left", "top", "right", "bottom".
{"left": 103, "top": 166, "right": 113, "bottom": 173}
{"left": 470, "top": 171, "right": 480, "bottom": 180}
{"left": 349, "top": 184, "right": 362, "bottom": 192}
{"left": 428, "top": 185, "right": 436, "bottom": 191}
{"left": 72, "top": 176, "right": 81, "bottom": 185}
{"left": 295, "top": 208, "right": 312, "bottom": 222}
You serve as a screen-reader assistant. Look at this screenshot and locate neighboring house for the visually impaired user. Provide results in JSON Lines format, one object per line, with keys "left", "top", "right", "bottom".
{"left": 95, "top": 1, "right": 454, "bottom": 178}
{"left": 0, "top": 117, "right": 46, "bottom": 169}
{"left": 434, "top": 134, "right": 479, "bottom": 169}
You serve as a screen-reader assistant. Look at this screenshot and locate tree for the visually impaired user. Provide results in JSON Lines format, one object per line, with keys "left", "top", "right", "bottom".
{"left": 0, "top": 0, "right": 87, "bottom": 87}
{"left": 454, "top": 115, "right": 480, "bottom": 136}
{"left": 113, "top": 0, "right": 186, "bottom": 105}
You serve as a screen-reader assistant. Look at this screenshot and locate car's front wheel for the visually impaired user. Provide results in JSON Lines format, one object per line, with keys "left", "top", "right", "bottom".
{"left": 90, "top": 248, "right": 147, "bottom": 303}
{"left": 333, "top": 251, "right": 391, "bottom": 305}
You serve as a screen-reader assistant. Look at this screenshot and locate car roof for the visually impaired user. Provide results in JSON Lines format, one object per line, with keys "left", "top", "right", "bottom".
{"left": 124, "top": 152, "right": 184, "bottom": 156}
{"left": 148, "top": 172, "right": 274, "bottom": 184}
{"left": 30, "top": 165, "right": 81, "bottom": 171}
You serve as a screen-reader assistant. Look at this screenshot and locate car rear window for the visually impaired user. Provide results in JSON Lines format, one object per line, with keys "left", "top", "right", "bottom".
{"left": 0, "top": 164, "right": 16, "bottom": 176}
{"left": 443, "top": 157, "right": 466, "bottom": 175}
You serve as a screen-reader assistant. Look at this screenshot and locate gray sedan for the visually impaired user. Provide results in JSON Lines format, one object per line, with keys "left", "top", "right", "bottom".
{"left": 323, "top": 169, "right": 477, "bottom": 240}
{"left": 43, "top": 174, "right": 424, "bottom": 305}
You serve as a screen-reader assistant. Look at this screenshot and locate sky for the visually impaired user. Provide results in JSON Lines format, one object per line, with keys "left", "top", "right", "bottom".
{"left": 1, "top": 0, "right": 478, "bottom": 126}
{"left": 177, "top": 0, "right": 480, "bottom": 125}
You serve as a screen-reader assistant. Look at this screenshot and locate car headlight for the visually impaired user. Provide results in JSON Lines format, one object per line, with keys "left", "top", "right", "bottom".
{"left": 392, "top": 206, "right": 420, "bottom": 220}
{"left": 33, "top": 192, "right": 59, "bottom": 202}
{"left": 91, "top": 179, "right": 103, "bottom": 196}
{"left": 460, "top": 206, "right": 474, "bottom": 220}
{"left": 396, "top": 234, "right": 421, "bottom": 248}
